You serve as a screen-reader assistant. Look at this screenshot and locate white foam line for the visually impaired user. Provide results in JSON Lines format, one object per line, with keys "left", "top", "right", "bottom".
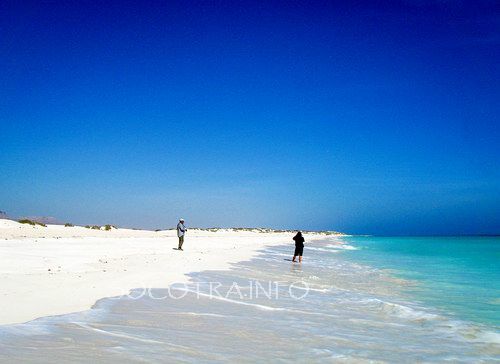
{"left": 171, "top": 288, "right": 340, "bottom": 318}
{"left": 292, "top": 285, "right": 331, "bottom": 293}
{"left": 73, "top": 322, "right": 164, "bottom": 344}
{"left": 178, "top": 312, "right": 229, "bottom": 318}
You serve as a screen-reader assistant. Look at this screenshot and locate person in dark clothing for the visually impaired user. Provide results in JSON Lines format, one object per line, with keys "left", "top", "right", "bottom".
{"left": 292, "top": 231, "right": 305, "bottom": 263}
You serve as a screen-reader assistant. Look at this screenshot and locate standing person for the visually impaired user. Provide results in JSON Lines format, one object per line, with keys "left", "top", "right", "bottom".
{"left": 292, "top": 231, "right": 305, "bottom": 263}
{"left": 177, "top": 218, "right": 187, "bottom": 250}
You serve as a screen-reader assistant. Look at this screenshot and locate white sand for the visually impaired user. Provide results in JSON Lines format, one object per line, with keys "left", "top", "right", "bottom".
{"left": 0, "top": 219, "right": 336, "bottom": 325}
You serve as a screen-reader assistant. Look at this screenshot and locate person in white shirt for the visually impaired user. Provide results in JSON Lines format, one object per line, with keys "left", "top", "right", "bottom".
{"left": 177, "top": 218, "right": 187, "bottom": 250}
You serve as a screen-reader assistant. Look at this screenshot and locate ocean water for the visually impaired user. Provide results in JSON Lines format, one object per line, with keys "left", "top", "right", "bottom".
{"left": 0, "top": 236, "right": 499, "bottom": 362}
{"left": 339, "top": 236, "right": 500, "bottom": 328}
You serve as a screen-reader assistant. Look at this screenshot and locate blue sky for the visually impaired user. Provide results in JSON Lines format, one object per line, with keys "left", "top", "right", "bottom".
{"left": 1, "top": 1, "right": 499, "bottom": 234}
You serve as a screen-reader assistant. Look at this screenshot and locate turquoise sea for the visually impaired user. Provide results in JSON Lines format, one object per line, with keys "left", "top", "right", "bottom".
{"left": 341, "top": 236, "right": 500, "bottom": 327}
{"left": 0, "top": 235, "right": 498, "bottom": 362}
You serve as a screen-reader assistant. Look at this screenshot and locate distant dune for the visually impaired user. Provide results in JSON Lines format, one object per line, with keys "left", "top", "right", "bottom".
{"left": 20, "top": 216, "right": 65, "bottom": 225}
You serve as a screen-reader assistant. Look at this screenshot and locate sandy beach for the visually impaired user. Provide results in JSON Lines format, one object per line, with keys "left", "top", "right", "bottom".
{"left": 2, "top": 225, "right": 497, "bottom": 362}
{"left": 0, "top": 219, "right": 333, "bottom": 325}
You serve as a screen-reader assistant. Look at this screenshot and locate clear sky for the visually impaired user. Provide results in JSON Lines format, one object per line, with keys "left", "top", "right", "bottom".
{"left": 1, "top": 1, "right": 499, "bottom": 234}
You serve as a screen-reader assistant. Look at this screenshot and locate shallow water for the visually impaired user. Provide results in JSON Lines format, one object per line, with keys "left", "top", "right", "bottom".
{"left": 340, "top": 236, "right": 500, "bottom": 327}
{"left": 0, "top": 237, "right": 499, "bottom": 362}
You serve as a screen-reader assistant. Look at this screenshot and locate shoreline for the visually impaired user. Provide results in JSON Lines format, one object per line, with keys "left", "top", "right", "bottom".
{"left": 0, "top": 219, "right": 341, "bottom": 325}
{"left": 2, "top": 236, "right": 497, "bottom": 362}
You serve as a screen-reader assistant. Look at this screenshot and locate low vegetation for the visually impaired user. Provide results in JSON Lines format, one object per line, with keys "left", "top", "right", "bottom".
{"left": 18, "top": 219, "right": 36, "bottom": 226}
{"left": 18, "top": 219, "right": 46, "bottom": 227}
{"left": 64, "top": 223, "right": 74, "bottom": 227}
{"left": 190, "top": 227, "right": 342, "bottom": 235}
